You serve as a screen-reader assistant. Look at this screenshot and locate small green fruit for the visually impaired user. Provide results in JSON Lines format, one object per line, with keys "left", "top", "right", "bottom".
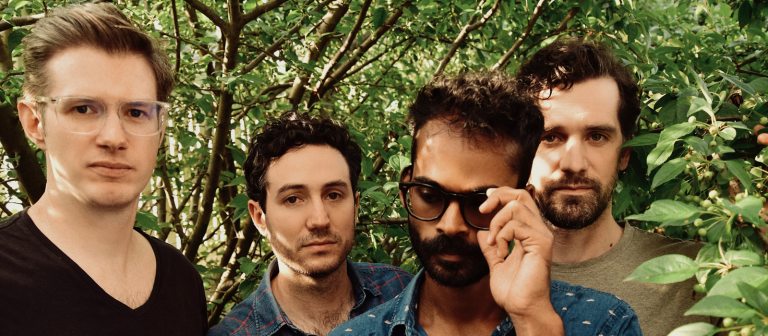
{"left": 729, "top": 331, "right": 740, "bottom": 336}
{"left": 760, "top": 117, "right": 768, "bottom": 125}
{"left": 694, "top": 218, "right": 704, "bottom": 227}
{"left": 688, "top": 116, "right": 697, "bottom": 123}
{"left": 708, "top": 190, "right": 719, "bottom": 199}
{"left": 693, "top": 283, "right": 706, "bottom": 293}
{"left": 704, "top": 171, "right": 714, "bottom": 179}
{"left": 700, "top": 199, "right": 713, "bottom": 208}
{"left": 740, "top": 326, "right": 753, "bottom": 336}
{"left": 698, "top": 228, "right": 708, "bottom": 237}
{"left": 723, "top": 317, "right": 735, "bottom": 328}
{"left": 709, "top": 126, "right": 719, "bottom": 135}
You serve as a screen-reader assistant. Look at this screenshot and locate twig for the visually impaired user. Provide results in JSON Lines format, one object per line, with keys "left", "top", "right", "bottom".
{"left": 0, "top": 13, "right": 44, "bottom": 32}
{"left": 492, "top": 0, "right": 547, "bottom": 71}
{"left": 434, "top": 0, "right": 502, "bottom": 76}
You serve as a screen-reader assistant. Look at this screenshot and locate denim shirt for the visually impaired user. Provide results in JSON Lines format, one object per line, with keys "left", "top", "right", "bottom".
{"left": 330, "top": 270, "right": 642, "bottom": 336}
{"left": 208, "top": 260, "right": 412, "bottom": 336}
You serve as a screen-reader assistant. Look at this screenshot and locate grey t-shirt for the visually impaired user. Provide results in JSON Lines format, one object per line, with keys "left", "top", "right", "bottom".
{"left": 552, "top": 225, "right": 705, "bottom": 336}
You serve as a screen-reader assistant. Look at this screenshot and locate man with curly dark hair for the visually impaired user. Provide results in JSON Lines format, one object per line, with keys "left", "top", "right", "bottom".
{"left": 209, "top": 113, "right": 411, "bottom": 336}
{"left": 331, "top": 72, "right": 641, "bottom": 336}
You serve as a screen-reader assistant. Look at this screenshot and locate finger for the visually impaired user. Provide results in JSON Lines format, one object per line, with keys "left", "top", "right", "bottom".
{"left": 478, "top": 231, "right": 503, "bottom": 268}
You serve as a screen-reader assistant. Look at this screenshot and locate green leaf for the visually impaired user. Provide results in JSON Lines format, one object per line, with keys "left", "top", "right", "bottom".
{"left": 685, "top": 295, "right": 756, "bottom": 318}
{"left": 724, "top": 250, "right": 764, "bottom": 267}
{"left": 660, "top": 123, "right": 697, "bottom": 143}
{"left": 724, "top": 160, "right": 753, "bottom": 191}
{"left": 738, "top": 1, "right": 752, "bottom": 28}
{"left": 622, "top": 133, "right": 660, "bottom": 148}
{"left": 646, "top": 140, "right": 677, "bottom": 173}
{"left": 737, "top": 282, "right": 768, "bottom": 314}
{"left": 708, "top": 267, "right": 768, "bottom": 298}
{"left": 372, "top": 7, "right": 387, "bottom": 28}
{"left": 735, "top": 196, "right": 767, "bottom": 226}
{"left": 718, "top": 127, "right": 736, "bottom": 140}
{"left": 625, "top": 254, "right": 697, "bottom": 284}
{"left": 626, "top": 200, "right": 701, "bottom": 223}
{"left": 135, "top": 211, "right": 161, "bottom": 232}
{"left": 668, "top": 322, "right": 716, "bottom": 336}
{"left": 651, "top": 158, "right": 686, "bottom": 189}
{"left": 719, "top": 71, "right": 755, "bottom": 96}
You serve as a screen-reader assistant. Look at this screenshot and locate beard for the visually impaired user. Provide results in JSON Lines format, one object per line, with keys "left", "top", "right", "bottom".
{"left": 408, "top": 223, "right": 488, "bottom": 287}
{"left": 270, "top": 227, "right": 352, "bottom": 279}
{"left": 536, "top": 172, "right": 616, "bottom": 230}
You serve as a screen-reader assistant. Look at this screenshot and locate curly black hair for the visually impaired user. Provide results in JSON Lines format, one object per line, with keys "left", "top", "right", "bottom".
{"left": 516, "top": 38, "right": 640, "bottom": 139}
{"left": 408, "top": 72, "right": 543, "bottom": 188}
{"left": 243, "top": 112, "right": 362, "bottom": 212}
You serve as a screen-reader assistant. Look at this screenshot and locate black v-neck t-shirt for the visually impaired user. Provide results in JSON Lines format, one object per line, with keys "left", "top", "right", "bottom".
{"left": 0, "top": 210, "right": 207, "bottom": 336}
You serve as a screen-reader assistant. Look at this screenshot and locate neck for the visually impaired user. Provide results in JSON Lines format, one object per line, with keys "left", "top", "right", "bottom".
{"left": 272, "top": 261, "right": 354, "bottom": 335}
{"left": 418, "top": 274, "right": 506, "bottom": 335}
{"left": 550, "top": 207, "right": 623, "bottom": 263}
{"left": 28, "top": 190, "right": 139, "bottom": 260}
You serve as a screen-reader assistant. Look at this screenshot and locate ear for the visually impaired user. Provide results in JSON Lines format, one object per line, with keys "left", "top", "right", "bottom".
{"left": 353, "top": 191, "right": 360, "bottom": 226}
{"left": 398, "top": 165, "right": 412, "bottom": 207}
{"left": 248, "top": 200, "right": 269, "bottom": 237}
{"left": 17, "top": 99, "right": 46, "bottom": 150}
{"left": 618, "top": 148, "right": 630, "bottom": 171}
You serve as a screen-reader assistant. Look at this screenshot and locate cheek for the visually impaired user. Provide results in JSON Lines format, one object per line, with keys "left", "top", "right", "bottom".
{"left": 528, "top": 156, "right": 553, "bottom": 185}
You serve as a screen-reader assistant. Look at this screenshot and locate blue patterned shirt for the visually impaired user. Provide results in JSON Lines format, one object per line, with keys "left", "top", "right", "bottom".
{"left": 329, "top": 270, "right": 642, "bottom": 336}
{"left": 208, "top": 260, "right": 412, "bottom": 336}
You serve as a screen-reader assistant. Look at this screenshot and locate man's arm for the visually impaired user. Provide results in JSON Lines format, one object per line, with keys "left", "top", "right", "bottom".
{"left": 477, "top": 187, "right": 564, "bottom": 336}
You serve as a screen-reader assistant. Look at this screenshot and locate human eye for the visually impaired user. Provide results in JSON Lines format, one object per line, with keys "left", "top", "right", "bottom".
{"left": 588, "top": 132, "right": 608, "bottom": 142}
{"left": 282, "top": 195, "right": 304, "bottom": 206}
{"left": 326, "top": 190, "right": 346, "bottom": 201}
{"left": 61, "top": 98, "right": 100, "bottom": 116}
{"left": 122, "top": 102, "right": 155, "bottom": 121}
{"left": 540, "top": 132, "right": 562, "bottom": 145}
{"left": 414, "top": 186, "right": 443, "bottom": 204}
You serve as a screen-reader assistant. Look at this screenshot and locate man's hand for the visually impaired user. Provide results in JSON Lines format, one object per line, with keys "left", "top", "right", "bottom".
{"left": 476, "top": 187, "right": 563, "bottom": 336}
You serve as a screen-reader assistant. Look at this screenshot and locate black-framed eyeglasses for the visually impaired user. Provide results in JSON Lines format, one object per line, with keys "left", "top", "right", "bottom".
{"left": 398, "top": 181, "right": 495, "bottom": 230}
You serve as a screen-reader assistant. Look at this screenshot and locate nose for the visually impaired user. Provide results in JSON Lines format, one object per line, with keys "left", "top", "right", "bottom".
{"left": 559, "top": 138, "right": 588, "bottom": 174}
{"left": 95, "top": 111, "right": 128, "bottom": 151}
{"left": 306, "top": 198, "right": 331, "bottom": 230}
{"left": 435, "top": 200, "right": 469, "bottom": 236}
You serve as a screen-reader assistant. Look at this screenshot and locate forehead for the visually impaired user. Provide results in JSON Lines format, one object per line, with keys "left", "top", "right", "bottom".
{"left": 265, "top": 144, "right": 351, "bottom": 191}
{"left": 45, "top": 46, "right": 157, "bottom": 100}
{"left": 539, "top": 76, "right": 620, "bottom": 131}
{"left": 412, "top": 120, "right": 518, "bottom": 192}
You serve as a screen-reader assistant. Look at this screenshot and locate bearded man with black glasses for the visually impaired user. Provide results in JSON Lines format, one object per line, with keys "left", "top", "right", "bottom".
{"left": 331, "top": 72, "right": 641, "bottom": 336}
{"left": 0, "top": 3, "right": 206, "bottom": 336}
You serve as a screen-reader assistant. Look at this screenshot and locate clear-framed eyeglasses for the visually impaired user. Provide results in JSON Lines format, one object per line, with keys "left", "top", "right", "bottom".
{"left": 33, "top": 96, "right": 169, "bottom": 136}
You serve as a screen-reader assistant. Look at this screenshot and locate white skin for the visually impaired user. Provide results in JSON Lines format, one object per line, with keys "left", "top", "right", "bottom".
{"left": 248, "top": 145, "right": 359, "bottom": 335}
{"left": 17, "top": 46, "right": 163, "bottom": 308}
{"left": 409, "top": 119, "right": 563, "bottom": 336}
{"left": 528, "top": 76, "right": 630, "bottom": 263}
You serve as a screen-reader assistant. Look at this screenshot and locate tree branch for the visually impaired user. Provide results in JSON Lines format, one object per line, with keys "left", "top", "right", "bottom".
{"left": 434, "top": 0, "right": 502, "bottom": 77}
{"left": 492, "top": 0, "right": 547, "bottom": 71}
{"left": 0, "top": 103, "right": 45, "bottom": 203}
{"left": 314, "top": 0, "right": 411, "bottom": 101}
{"left": 170, "top": 0, "right": 182, "bottom": 79}
{"left": 287, "top": 0, "right": 350, "bottom": 107}
{"left": 0, "top": 13, "right": 44, "bottom": 32}
{"left": 183, "top": 0, "right": 229, "bottom": 32}
{"left": 314, "top": 0, "right": 373, "bottom": 94}
{"left": 240, "top": 0, "right": 290, "bottom": 26}
{"left": 240, "top": 22, "right": 302, "bottom": 75}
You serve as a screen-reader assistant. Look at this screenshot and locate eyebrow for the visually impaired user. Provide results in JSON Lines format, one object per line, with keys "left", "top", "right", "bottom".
{"left": 275, "top": 180, "right": 350, "bottom": 194}
{"left": 411, "top": 176, "right": 496, "bottom": 194}
{"left": 544, "top": 124, "right": 619, "bottom": 134}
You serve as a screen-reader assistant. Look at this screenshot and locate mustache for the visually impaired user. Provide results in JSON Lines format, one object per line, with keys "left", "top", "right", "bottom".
{"left": 543, "top": 173, "right": 600, "bottom": 193}
{"left": 297, "top": 229, "right": 340, "bottom": 246}
{"left": 420, "top": 234, "right": 481, "bottom": 255}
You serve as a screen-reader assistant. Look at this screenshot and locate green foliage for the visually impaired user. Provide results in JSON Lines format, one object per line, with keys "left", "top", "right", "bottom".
{"left": 0, "top": 0, "right": 766, "bottom": 332}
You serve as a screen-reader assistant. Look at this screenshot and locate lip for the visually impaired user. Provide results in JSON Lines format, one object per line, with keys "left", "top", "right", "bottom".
{"left": 88, "top": 161, "right": 133, "bottom": 177}
{"left": 302, "top": 240, "right": 337, "bottom": 248}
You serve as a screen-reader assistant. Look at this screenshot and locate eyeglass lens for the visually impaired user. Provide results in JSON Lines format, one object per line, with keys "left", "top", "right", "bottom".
{"left": 404, "top": 184, "right": 495, "bottom": 229}
{"left": 51, "top": 96, "right": 164, "bottom": 135}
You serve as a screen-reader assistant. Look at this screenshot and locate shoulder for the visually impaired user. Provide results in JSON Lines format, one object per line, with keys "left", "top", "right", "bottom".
{"left": 0, "top": 210, "right": 27, "bottom": 231}
{"left": 550, "top": 280, "right": 641, "bottom": 335}
{"left": 351, "top": 262, "right": 413, "bottom": 290}
{"left": 626, "top": 225, "right": 701, "bottom": 258}
{"left": 207, "top": 294, "right": 259, "bottom": 336}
